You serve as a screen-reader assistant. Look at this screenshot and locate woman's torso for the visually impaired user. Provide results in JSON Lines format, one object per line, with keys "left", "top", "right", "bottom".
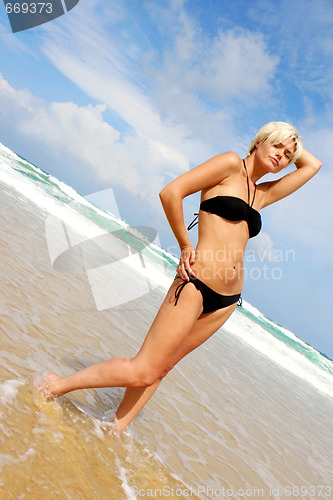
{"left": 191, "top": 157, "right": 261, "bottom": 295}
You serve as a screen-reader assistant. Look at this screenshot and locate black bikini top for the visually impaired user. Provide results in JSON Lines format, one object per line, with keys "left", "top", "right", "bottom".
{"left": 188, "top": 159, "right": 262, "bottom": 238}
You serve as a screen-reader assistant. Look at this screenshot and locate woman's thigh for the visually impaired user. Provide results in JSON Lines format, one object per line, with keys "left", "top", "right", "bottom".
{"left": 131, "top": 279, "right": 204, "bottom": 379}
{"left": 164, "top": 301, "right": 238, "bottom": 373}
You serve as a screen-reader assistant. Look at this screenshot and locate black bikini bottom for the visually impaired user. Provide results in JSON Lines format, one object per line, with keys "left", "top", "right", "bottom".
{"left": 174, "top": 273, "right": 242, "bottom": 314}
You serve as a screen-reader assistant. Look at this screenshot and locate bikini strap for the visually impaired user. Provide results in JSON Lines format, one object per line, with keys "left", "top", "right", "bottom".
{"left": 243, "top": 159, "right": 256, "bottom": 207}
{"left": 242, "top": 159, "right": 250, "bottom": 204}
{"left": 251, "top": 184, "right": 257, "bottom": 208}
{"left": 187, "top": 213, "right": 199, "bottom": 230}
{"left": 174, "top": 280, "right": 189, "bottom": 305}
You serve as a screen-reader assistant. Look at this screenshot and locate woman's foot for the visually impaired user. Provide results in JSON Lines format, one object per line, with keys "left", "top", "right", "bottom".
{"left": 39, "top": 373, "right": 61, "bottom": 400}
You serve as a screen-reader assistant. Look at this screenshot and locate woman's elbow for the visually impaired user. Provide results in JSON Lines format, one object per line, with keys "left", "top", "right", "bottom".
{"left": 159, "top": 187, "right": 167, "bottom": 201}
{"left": 311, "top": 160, "right": 322, "bottom": 176}
{"left": 159, "top": 185, "right": 178, "bottom": 203}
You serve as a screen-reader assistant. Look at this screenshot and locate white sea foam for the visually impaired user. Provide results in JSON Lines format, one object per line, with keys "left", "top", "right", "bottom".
{"left": 0, "top": 379, "right": 25, "bottom": 405}
{"left": 0, "top": 448, "right": 35, "bottom": 473}
{"left": 225, "top": 310, "right": 333, "bottom": 399}
{"left": 0, "top": 143, "right": 123, "bottom": 233}
{"left": 114, "top": 456, "right": 138, "bottom": 500}
{"left": 242, "top": 298, "right": 313, "bottom": 346}
{"left": 241, "top": 299, "right": 263, "bottom": 318}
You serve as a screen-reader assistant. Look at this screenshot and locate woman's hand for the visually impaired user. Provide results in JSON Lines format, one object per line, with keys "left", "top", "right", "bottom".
{"left": 177, "top": 244, "right": 196, "bottom": 281}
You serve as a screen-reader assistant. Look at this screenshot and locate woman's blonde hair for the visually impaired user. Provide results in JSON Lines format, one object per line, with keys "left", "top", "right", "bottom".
{"left": 247, "top": 121, "right": 303, "bottom": 163}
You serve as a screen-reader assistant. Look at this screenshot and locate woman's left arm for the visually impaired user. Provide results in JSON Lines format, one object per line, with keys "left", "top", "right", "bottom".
{"left": 260, "top": 149, "right": 322, "bottom": 208}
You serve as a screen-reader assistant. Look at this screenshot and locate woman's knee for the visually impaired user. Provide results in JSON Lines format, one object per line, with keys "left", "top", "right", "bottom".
{"left": 129, "top": 360, "right": 163, "bottom": 387}
{"left": 135, "top": 371, "right": 162, "bottom": 387}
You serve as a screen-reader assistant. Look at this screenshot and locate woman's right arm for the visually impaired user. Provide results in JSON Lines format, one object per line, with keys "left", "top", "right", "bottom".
{"left": 159, "top": 152, "right": 239, "bottom": 279}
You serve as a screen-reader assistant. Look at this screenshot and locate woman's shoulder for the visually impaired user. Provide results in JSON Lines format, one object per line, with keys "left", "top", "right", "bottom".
{"left": 213, "top": 151, "right": 242, "bottom": 171}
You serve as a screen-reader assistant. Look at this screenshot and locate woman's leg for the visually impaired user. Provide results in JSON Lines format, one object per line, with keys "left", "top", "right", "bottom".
{"left": 116, "top": 302, "right": 237, "bottom": 433}
{"left": 41, "top": 279, "right": 204, "bottom": 399}
{"left": 116, "top": 382, "right": 162, "bottom": 433}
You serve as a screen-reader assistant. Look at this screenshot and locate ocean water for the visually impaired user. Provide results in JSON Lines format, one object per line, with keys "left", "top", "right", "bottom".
{"left": 0, "top": 141, "right": 332, "bottom": 500}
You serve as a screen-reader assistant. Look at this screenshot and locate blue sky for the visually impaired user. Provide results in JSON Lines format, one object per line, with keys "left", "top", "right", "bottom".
{"left": 0, "top": 0, "right": 332, "bottom": 357}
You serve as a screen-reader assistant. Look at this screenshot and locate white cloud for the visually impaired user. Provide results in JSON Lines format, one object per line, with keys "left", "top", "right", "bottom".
{"left": 39, "top": 29, "right": 194, "bottom": 178}
{"left": 36, "top": 0, "right": 279, "bottom": 164}
{"left": 154, "top": 24, "right": 277, "bottom": 102}
{"left": 140, "top": 2, "right": 279, "bottom": 145}
{"left": 20, "top": 101, "right": 120, "bottom": 151}
{"left": 0, "top": 74, "right": 170, "bottom": 200}
{"left": 202, "top": 29, "right": 278, "bottom": 100}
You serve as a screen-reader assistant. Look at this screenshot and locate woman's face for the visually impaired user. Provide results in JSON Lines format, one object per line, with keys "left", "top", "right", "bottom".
{"left": 255, "top": 139, "right": 296, "bottom": 173}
